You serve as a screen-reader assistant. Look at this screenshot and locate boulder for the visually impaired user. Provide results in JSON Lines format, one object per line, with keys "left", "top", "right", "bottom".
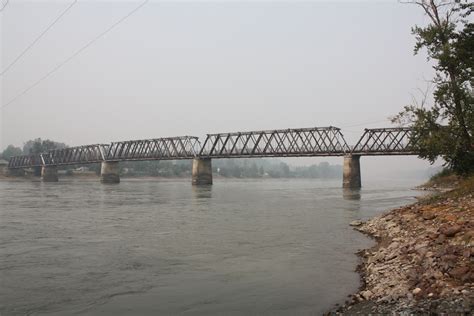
{"left": 412, "top": 288, "right": 422, "bottom": 295}
{"left": 440, "top": 224, "right": 462, "bottom": 237}
{"left": 422, "top": 212, "right": 436, "bottom": 220}
{"left": 360, "top": 290, "right": 373, "bottom": 300}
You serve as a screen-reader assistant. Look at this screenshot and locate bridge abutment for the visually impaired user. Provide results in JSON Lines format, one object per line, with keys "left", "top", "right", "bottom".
{"left": 41, "top": 166, "right": 58, "bottom": 182}
{"left": 192, "top": 158, "right": 212, "bottom": 185}
{"left": 343, "top": 154, "right": 361, "bottom": 189}
{"left": 101, "top": 161, "right": 120, "bottom": 184}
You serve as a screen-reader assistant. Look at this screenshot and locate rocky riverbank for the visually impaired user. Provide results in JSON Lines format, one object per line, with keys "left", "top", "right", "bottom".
{"left": 329, "top": 176, "right": 474, "bottom": 314}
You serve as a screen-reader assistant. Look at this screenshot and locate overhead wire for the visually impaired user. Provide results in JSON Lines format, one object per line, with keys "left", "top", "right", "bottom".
{"left": 0, "top": 0, "right": 9, "bottom": 12}
{"left": 2, "top": 0, "right": 149, "bottom": 109}
{"left": 0, "top": 0, "right": 78, "bottom": 77}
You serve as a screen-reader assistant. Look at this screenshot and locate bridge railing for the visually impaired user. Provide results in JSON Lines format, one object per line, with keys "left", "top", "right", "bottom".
{"left": 199, "top": 126, "right": 350, "bottom": 158}
{"left": 352, "top": 127, "right": 417, "bottom": 155}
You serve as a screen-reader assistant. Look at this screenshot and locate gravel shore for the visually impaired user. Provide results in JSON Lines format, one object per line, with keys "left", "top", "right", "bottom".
{"left": 328, "top": 179, "right": 474, "bottom": 314}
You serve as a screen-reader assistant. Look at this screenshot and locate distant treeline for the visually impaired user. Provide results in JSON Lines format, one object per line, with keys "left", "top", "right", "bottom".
{"left": 1, "top": 139, "right": 67, "bottom": 160}
{"left": 117, "top": 159, "right": 342, "bottom": 179}
{"left": 0, "top": 139, "right": 341, "bottom": 179}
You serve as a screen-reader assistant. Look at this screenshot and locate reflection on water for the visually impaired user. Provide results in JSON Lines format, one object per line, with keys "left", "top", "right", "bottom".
{"left": 192, "top": 184, "right": 213, "bottom": 199}
{"left": 0, "top": 178, "right": 423, "bottom": 315}
{"left": 343, "top": 188, "right": 361, "bottom": 200}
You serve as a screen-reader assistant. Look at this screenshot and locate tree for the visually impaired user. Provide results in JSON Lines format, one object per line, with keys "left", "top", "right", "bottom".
{"left": 23, "top": 138, "right": 67, "bottom": 154}
{"left": 1, "top": 145, "right": 22, "bottom": 160}
{"left": 394, "top": 0, "right": 473, "bottom": 175}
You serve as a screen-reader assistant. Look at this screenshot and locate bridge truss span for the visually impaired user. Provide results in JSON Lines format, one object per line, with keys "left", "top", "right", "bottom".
{"left": 44, "top": 144, "right": 109, "bottom": 166}
{"left": 8, "top": 154, "right": 44, "bottom": 169}
{"left": 352, "top": 127, "right": 417, "bottom": 155}
{"left": 199, "top": 126, "right": 350, "bottom": 158}
{"left": 8, "top": 144, "right": 109, "bottom": 169}
{"left": 7, "top": 136, "right": 201, "bottom": 169}
{"left": 104, "top": 136, "right": 200, "bottom": 161}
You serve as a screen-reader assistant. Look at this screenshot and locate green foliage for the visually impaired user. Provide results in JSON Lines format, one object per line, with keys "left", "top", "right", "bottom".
{"left": 22, "top": 138, "right": 67, "bottom": 154}
{"left": 394, "top": 1, "right": 473, "bottom": 175}
{"left": 429, "top": 168, "right": 454, "bottom": 181}
{"left": 1, "top": 145, "right": 22, "bottom": 160}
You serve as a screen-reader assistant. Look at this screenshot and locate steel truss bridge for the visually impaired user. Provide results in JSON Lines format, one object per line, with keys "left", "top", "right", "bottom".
{"left": 7, "top": 126, "right": 416, "bottom": 169}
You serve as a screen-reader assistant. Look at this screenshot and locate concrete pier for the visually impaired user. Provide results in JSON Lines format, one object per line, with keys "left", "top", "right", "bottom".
{"left": 192, "top": 158, "right": 213, "bottom": 185}
{"left": 101, "top": 161, "right": 120, "bottom": 184}
{"left": 34, "top": 166, "right": 42, "bottom": 177}
{"left": 41, "top": 166, "right": 58, "bottom": 182}
{"left": 343, "top": 154, "right": 361, "bottom": 189}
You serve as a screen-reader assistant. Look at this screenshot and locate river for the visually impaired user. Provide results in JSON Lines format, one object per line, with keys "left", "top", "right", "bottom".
{"left": 0, "top": 177, "right": 424, "bottom": 315}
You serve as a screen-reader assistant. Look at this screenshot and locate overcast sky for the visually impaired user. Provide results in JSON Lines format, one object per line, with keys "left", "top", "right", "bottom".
{"left": 0, "top": 0, "right": 442, "bottom": 177}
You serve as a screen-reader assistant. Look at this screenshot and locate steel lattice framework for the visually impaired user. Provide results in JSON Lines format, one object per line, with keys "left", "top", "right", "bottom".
{"left": 199, "top": 127, "right": 350, "bottom": 158}
{"left": 104, "top": 136, "right": 200, "bottom": 161}
{"left": 352, "top": 127, "right": 417, "bottom": 155}
{"left": 7, "top": 137, "right": 200, "bottom": 169}
{"left": 8, "top": 154, "right": 44, "bottom": 169}
{"left": 7, "top": 127, "right": 420, "bottom": 169}
{"left": 8, "top": 144, "right": 109, "bottom": 169}
{"left": 45, "top": 144, "right": 108, "bottom": 166}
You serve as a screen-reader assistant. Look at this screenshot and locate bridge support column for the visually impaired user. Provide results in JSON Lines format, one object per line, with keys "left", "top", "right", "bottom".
{"left": 34, "top": 166, "right": 42, "bottom": 177}
{"left": 192, "top": 158, "right": 212, "bottom": 185}
{"left": 343, "top": 155, "right": 361, "bottom": 189}
{"left": 41, "top": 166, "right": 58, "bottom": 182}
{"left": 101, "top": 161, "right": 120, "bottom": 184}
{"left": 5, "top": 168, "right": 24, "bottom": 177}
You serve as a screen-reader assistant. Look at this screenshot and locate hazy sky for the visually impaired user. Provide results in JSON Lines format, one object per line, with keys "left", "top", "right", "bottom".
{"left": 0, "top": 0, "right": 442, "bottom": 176}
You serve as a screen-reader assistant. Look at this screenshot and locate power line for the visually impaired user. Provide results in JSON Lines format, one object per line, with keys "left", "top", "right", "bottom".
{"left": 0, "top": 0, "right": 78, "bottom": 77}
{"left": 2, "top": 0, "right": 149, "bottom": 109}
{"left": 0, "top": 0, "right": 9, "bottom": 12}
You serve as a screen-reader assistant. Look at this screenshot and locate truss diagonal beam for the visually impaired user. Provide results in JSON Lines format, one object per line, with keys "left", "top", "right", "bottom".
{"left": 199, "top": 126, "right": 350, "bottom": 158}
{"left": 104, "top": 136, "right": 200, "bottom": 161}
{"left": 352, "top": 127, "right": 416, "bottom": 155}
{"left": 7, "top": 136, "right": 200, "bottom": 169}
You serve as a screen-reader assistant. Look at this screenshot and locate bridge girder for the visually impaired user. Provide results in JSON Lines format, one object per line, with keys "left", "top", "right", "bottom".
{"left": 7, "top": 127, "right": 420, "bottom": 170}
{"left": 199, "top": 126, "right": 350, "bottom": 158}
{"left": 104, "top": 136, "right": 200, "bottom": 161}
{"left": 7, "top": 137, "right": 200, "bottom": 169}
{"left": 352, "top": 127, "right": 417, "bottom": 155}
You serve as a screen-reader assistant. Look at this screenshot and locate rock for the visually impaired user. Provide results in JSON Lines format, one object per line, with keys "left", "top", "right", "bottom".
{"left": 413, "top": 288, "right": 422, "bottom": 295}
{"left": 449, "top": 266, "right": 470, "bottom": 279}
{"left": 350, "top": 220, "right": 363, "bottom": 226}
{"left": 436, "top": 234, "right": 446, "bottom": 244}
{"left": 422, "top": 212, "right": 436, "bottom": 220}
{"left": 440, "top": 225, "right": 462, "bottom": 237}
{"left": 386, "top": 251, "right": 398, "bottom": 261}
{"left": 388, "top": 242, "right": 400, "bottom": 249}
{"left": 361, "top": 290, "right": 373, "bottom": 300}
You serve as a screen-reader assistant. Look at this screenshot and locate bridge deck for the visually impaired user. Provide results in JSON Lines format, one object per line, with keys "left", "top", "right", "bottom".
{"left": 7, "top": 127, "right": 418, "bottom": 169}
{"left": 351, "top": 127, "right": 417, "bottom": 156}
{"left": 199, "top": 126, "right": 349, "bottom": 158}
